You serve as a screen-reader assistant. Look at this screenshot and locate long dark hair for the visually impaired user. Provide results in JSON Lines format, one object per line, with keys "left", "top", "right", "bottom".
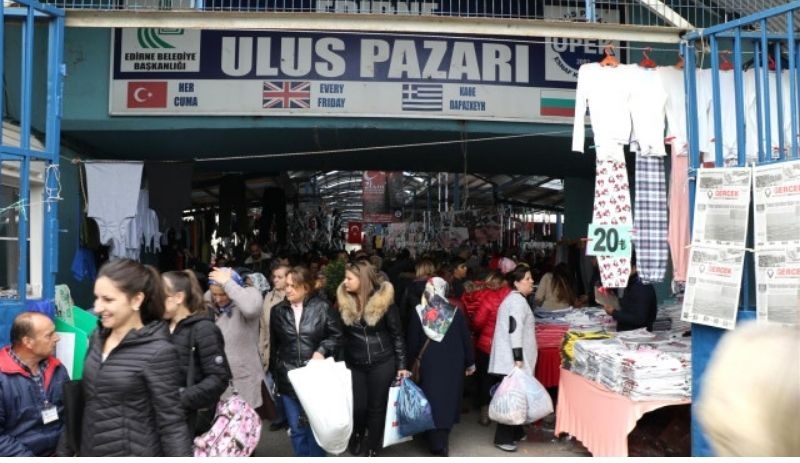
{"left": 97, "top": 258, "right": 165, "bottom": 325}
{"left": 551, "top": 263, "right": 577, "bottom": 306}
{"left": 163, "top": 270, "right": 206, "bottom": 314}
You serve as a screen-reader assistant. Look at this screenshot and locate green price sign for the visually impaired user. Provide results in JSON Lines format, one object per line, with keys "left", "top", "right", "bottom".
{"left": 587, "top": 224, "right": 632, "bottom": 258}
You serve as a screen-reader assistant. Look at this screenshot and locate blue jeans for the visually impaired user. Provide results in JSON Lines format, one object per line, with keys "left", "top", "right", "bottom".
{"left": 281, "top": 394, "right": 326, "bottom": 457}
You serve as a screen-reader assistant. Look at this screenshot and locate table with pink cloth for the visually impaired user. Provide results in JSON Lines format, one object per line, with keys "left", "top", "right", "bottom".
{"left": 554, "top": 368, "right": 690, "bottom": 457}
{"left": 534, "top": 323, "right": 569, "bottom": 388}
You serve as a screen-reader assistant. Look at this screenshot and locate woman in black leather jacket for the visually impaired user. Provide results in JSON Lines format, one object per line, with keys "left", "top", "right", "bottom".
{"left": 269, "top": 266, "right": 343, "bottom": 457}
{"left": 336, "top": 261, "right": 409, "bottom": 457}
{"left": 163, "top": 270, "right": 231, "bottom": 436}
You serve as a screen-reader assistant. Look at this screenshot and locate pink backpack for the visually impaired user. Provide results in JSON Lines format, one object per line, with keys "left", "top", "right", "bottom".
{"left": 194, "top": 393, "right": 263, "bottom": 457}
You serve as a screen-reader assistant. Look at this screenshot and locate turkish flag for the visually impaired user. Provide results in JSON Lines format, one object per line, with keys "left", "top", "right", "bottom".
{"left": 127, "top": 81, "right": 168, "bottom": 108}
{"left": 347, "top": 222, "right": 363, "bottom": 244}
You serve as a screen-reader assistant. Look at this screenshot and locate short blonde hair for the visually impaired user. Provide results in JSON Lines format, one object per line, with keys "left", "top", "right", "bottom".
{"left": 415, "top": 260, "right": 435, "bottom": 279}
{"left": 697, "top": 323, "right": 800, "bottom": 456}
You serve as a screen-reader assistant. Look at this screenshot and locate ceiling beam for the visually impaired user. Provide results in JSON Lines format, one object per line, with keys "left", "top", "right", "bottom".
{"left": 64, "top": 11, "right": 685, "bottom": 43}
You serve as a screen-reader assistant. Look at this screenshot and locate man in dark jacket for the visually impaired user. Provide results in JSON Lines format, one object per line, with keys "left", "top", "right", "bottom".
{"left": 0, "top": 311, "right": 68, "bottom": 456}
{"left": 602, "top": 258, "right": 658, "bottom": 331}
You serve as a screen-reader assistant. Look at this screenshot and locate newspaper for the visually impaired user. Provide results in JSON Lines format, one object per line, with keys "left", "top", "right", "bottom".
{"left": 755, "top": 248, "right": 800, "bottom": 327}
{"left": 681, "top": 246, "right": 745, "bottom": 330}
{"left": 753, "top": 160, "right": 800, "bottom": 249}
{"left": 691, "top": 167, "right": 752, "bottom": 248}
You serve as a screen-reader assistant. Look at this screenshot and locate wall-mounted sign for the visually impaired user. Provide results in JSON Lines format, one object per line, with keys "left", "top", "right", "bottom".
{"left": 109, "top": 17, "right": 621, "bottom": 121}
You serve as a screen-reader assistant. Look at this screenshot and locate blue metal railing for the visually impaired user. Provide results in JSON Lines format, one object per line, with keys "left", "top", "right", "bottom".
{"left": 0, "top": 0, "right": 64, "bottom": 333}
{"left": 683, "top": 0, "right": 800, "bottom": 456}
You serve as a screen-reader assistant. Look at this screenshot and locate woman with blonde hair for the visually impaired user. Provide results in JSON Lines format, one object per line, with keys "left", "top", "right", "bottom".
{"left": 162, "top": 270, "right": 231, "bottom": 436}
{"left": 697, "top": 323, "right": 799, "bottom": 456}
{"left": 337, "top": 261, "right": 408, "bottom": 457}
{"left": 400, "top": 259, "right": 436, "bottom": 332}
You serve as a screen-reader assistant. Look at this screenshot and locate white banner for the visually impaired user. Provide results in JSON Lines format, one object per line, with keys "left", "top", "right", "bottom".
{"left": 753, "top": 160, "right": 800, "bottom": 250}
{"left": 755, "top": 248, "right": 800, "bottom": 327}
{"left": 681, "top": 246, "right": 745, "bottom": 330}
{"left": 691, "top": 167, "right": 752, "bottom": 248}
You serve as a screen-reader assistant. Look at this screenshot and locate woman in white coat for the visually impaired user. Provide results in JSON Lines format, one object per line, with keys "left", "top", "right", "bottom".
{"left": 488, "top": 264, "right": 537, "bottom": 452}
{"left": 206, "top": 267, "right": 265, "bottom": 410}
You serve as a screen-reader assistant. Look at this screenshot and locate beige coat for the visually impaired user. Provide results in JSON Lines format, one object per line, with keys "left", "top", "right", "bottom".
{"left": 259, "top": 288, "right": 285, "bottom": 372}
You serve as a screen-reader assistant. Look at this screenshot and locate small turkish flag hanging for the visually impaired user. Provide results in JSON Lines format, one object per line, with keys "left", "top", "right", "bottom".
{"left": 347, "top": 222, "right": 363, "bottom": 244}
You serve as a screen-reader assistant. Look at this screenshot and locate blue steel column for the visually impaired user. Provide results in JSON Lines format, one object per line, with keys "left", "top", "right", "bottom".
{"left": 753, "top": 45, "right": 765, "bottom": 163}
{"left": 773, "top": 42, "right": 786, "bottom": 161}
{"left": 17, "top": 5, "right": 36, "bottom": 305}
{"left": 761, "top": 20, "right": 773, "bottom": 162}
{"left": 684, "top": 41, "right": 699, "bottom": 232}
{"left": 788, "top": 12, "right": 799, "bottom": 160}
{"left": 733, "top": 29, "right": 747, "bottom": 166}
{"left": 709, "top": 36, "right": 724, "bottom": 166}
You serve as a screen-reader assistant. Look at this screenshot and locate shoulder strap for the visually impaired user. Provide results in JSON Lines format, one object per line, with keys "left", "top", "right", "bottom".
{"left": 186, "top": 324, "right": 197, "bottom": 387}
{"left": 416, "top": 338, "right": 432, "bottom": 362}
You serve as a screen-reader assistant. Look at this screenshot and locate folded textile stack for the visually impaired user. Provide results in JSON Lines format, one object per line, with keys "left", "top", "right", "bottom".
{"left": 561, "top": 330, "right": 614, "bottom": 370}
{"left": 535, "top": 323, "right": 571, "bottom": 349}
{"left": 572, "top": 338, "right": 624, "bottom": 389}
{"left": 657, "top": 303, "right": 691, "bottom": 335}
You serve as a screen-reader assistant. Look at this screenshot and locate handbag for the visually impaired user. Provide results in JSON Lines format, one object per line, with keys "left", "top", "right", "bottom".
{"left": 410, "top": 339, "right": 431, "bottom": 383}
{"left": 62, "top": 379, "right": 84, "bottom": 455}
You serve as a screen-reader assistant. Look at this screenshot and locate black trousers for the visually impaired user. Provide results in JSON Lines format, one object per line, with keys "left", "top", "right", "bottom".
{"left": 475, "top": 351, "right": 501, "bottom": 407}
{"left": 351, "top": 356, "right": 396, "bottom": 452}
{"left": 494, "top": 423, "right": 525, "bottom": 445}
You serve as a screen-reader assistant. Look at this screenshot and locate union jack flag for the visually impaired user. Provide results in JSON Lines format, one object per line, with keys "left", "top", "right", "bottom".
{"left": 262, "top": 81, "right": 311, "bottom": 109}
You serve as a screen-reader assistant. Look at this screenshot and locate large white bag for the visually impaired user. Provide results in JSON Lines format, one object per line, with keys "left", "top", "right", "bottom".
{"left": 382, "top": 383, "right": 412, "bottom": 448}
{"left": 287, "top": 358, "right": 353, "bottom": 454}
{"left": 488, "top": 367, "right": 553, "bottom": 425}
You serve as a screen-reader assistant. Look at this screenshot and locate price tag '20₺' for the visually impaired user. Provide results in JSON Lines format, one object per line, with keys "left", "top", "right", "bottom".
{"left": 586, "top": 224, "right": 632, "bottom": 258}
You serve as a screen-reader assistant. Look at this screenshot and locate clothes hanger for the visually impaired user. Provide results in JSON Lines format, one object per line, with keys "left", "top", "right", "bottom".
{"left": 675, "top": 54, "right": 684, "bottom": 70}
{"left": 600, "top": 44, "right": 619, "bottom": 67}
{"left": 639, "top": 47, "right": 657, "bottom": 68}
{"left": 719, "top": 51, "right": 733, "bottom": 71}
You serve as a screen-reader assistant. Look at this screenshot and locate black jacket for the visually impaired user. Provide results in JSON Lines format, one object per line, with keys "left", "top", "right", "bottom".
{"left": 58, "top": 321, "right": 193, "bottom": 457}
{"left": 269, "top": 294, "right": 343, "bottom": 398}
{"left": 169, "top": 312, "right": 232, "bottom": 411}
{"left": 614, "top": 274, "right": 658, "bottom": 332}
{"left": 336, "top": 281, "right": 407, "bottom": 370}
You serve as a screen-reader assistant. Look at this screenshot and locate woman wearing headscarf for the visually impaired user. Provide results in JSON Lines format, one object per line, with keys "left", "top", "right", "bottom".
{"left": 337, "top": 261, "right": 408, "bottom": 457}
{"left": 246, "top": 272, "right": 271, "bottom": 297}
{"left": 206, "top": 267, "right": 265, "bottom": 410}
{"left": 488, "top": 264, "right": 538, "bottom": 452}
{"left": 406, "top": 277, "right": 476, "bottom": 457}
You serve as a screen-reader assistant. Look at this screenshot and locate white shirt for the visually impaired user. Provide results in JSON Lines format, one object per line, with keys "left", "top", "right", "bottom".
{"left": 656, "top": 66, "right": 688, "bottom": 155}
{"left": 572, "top": 63, "right": 636, "bottom": 160}
{"left": 744, "top": 69, "right": 792, "bottom": 162}
{"left": 628, "top": 66, "right": 668, "bottom": 157}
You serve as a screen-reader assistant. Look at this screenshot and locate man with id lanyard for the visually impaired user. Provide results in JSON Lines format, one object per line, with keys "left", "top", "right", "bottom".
{"left": 0, "top": 311, "right": 68, "bottom": 456}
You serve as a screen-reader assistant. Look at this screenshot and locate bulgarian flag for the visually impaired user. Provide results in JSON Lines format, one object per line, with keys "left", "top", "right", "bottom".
{"left": 540, "top": 90, "right": 575, "bottom": 118}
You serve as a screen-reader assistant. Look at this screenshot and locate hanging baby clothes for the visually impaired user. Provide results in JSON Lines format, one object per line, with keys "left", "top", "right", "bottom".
{"left": 126, "top": 189, "right": 161, "bottom": 260}
{"left": 658, "top": 66, "right": 691, "bottom": 282}
{"left": 593, "top": 149, "right": 633, "bottom": 288}
{"left": 85, "top": 162, "right": 143, "bottom": 259}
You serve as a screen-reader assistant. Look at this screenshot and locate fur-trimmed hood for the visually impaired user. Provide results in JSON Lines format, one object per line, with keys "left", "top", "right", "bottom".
{"left": 337, "top": 280, "right": 395, "bottom": 327}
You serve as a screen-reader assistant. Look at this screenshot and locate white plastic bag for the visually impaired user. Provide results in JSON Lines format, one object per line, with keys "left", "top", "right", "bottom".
{"left": 382, "top": 383, "right": 412, "bottom": 448}
{"left": 488, "top": 367, "right": 553, "bottom": 425}
{"left": 287, "top": 358, "right": 353, "bottom": 454}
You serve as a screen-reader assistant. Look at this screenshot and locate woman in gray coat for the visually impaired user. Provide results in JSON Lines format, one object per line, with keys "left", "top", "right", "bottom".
{"left": 488, "top": 264, "right": 538, "bottom": 452}
{"left": 207, "top": 267, "right": 265, "bottom": 410}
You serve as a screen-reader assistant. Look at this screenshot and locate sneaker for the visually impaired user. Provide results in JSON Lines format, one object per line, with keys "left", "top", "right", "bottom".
{"left": 495, "top": 443, "right": 517, "bottom": 452}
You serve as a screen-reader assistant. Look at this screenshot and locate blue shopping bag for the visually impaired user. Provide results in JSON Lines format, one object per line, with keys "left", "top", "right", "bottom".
{"left": 396, "top": 378, "right": 435, "bottom": 437}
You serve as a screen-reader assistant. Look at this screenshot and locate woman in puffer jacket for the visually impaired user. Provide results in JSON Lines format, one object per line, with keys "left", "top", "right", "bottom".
{"left": 58, "top": 259, "right": 192, "bottom": 456}
{"left": 270, "top": 266, "right": 343, "bottom": 457}
{"left": 471, "top": 270, "right": 511, "bottom": 426}
{"left": 163, "top": 270, "right": 231, "bottom": 436}
{"left": 337, "top": 261, "right": 409, "bottom": 457}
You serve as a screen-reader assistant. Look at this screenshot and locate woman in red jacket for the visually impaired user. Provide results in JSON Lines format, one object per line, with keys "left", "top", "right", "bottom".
{"left": 470, "top": 270, "right": 511, "bottom": 426}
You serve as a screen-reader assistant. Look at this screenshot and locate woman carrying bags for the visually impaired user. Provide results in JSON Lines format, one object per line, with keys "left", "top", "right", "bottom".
{"left": 162, "top": 270, "right": 231, "bottom": 436}
{"left": 337, "top": 261, "right": 409, "bottom": 457}
{"left": 58, "top": 259, "right": 192, "bottom": 456}
{"left": 488, "top": 264, "right": 538, "bottom": 453}
{"left": 270, "top": 266, "right": 343, "bottom": 457}
{"left": 406, "top": 277, "right": 476, "bottom": 456}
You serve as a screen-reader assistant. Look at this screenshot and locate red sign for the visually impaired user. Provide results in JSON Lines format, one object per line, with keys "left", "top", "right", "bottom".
{"left": 127, "top": 81, "right": 168, "bottom": 108}
{"left": 347, "top": 222, "right": 363, "bottom": 244}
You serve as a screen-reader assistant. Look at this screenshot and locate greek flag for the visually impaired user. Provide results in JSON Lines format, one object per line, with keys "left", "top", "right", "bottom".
{"left": 401, "top": 83, "right": 443, "bottom": 111}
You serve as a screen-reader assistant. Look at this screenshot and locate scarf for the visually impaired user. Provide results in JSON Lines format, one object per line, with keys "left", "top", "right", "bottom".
{"left": 247, "top": 272, "right": 270, "bottom": 294}
{"left": 415, "top": 277, "right": 457, "bottom": 342}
